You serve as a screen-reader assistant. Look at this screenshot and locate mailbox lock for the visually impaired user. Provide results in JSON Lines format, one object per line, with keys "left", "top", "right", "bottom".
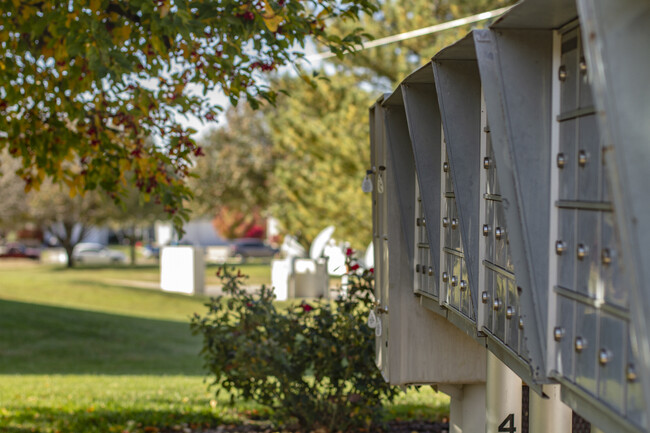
{"left": 428, "top": 266, "right": 434, "bottom": 276}
{"left": 602, "top": 248, "right": 612, "bottom": 265}
{"left": 442, "top": 217, "right": 449, "bottom": 227}
{"left": 442, "top": 272, "right": 449, "bottom": 283}
{"left": 557, "top": 153, "right": 566, "bottom": 169}
{"left": 482, "top": 224, "right": 491, "bottom": 237}
{"left": 578, "top": 150, "right": 588, "bottom": 167}
{"left": 505, "top": 306, "right": 514, "bottom": 319}
{"left": 495, "top": 227, "right": 504, "bottom": 240}
{"left": 554, "top": 326, "right": 565, "bottom": 341}
{"left": 519, "top": 318, "right": 524, "bottom": 330}
{"left": 575, "top": 337, "right": 586, "bottom": 353}
{"left": 579, "top": 57, "right": 587, "bottom": 73}
{"left": 421, "top": 218, "right": 426, "bottom": 227}
{"left": 555, "top": 240, "right": 566, "bottom": 255}
{"left": 599, "top": 348, "right": 612, "bottom": 366}
{"left": 627, "top": 364, "right": 638, "bottom": 382}
{"left": 483, "top": 157, "right": 491, "bottom": 170}
{"left": 481, "top": 291, "right": 489, "bottom": 303}
{"left": 577, "top": 244, "right": 588, "bottom": 260}
{"left": 493, "top": 298, "right": 502, "bottom": 311}
{"left": 422, "top": 265, "right": 427, "bottom": 275}
{"left": 451, "top": 218, "right": 459, "bottom": 230}
{"left": 416, "top": 264, "right": 420, "bottom": 273}
{"left": 443, "top": 162, "right": 449, "bottom": 172}
{"left": 451, "top": 275, "right": 458, "bottom": 287}
{"left": 459, "top": 280, "right": 467, "bottom": 291}
{"left": 558, "top": 65, "right": 567, "bottom": 81}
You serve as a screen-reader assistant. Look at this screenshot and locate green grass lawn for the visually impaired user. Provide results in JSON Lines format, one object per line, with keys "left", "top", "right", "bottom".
{"left": 0, "top": 261, "right": 449, "bottom": 432}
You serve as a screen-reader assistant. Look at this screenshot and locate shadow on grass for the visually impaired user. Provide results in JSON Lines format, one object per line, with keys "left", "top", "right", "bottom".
{"left": 2, "top": 406, "right": 229, "bottom": 433}
{"left": 0, "top": 299, "right": 204, "bottom": 375}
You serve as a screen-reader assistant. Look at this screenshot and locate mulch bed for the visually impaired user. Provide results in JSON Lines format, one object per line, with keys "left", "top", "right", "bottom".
{"left": 163, "top": 421, "right": 449, "bottom": 433}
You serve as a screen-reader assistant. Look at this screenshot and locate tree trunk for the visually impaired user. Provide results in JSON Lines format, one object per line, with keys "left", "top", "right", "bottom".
{"left": 129, "top": 226, "right": 137, "bottom": 266}
{"left": 64, "top": 243, "right": 75, "bottom": 268}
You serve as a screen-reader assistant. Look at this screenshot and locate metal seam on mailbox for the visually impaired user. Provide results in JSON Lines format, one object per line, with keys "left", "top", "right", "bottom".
{"left": 483, "top": 193, "right": 503, "bottom": 202}
{"left": 556, "top": 106, "right": 597, "bottom": 122}
{"left": 555, "top": 200, "right": 613, "bottom": 211}
{"left": 443, "top": 247, "right": 465, "bottom": 258}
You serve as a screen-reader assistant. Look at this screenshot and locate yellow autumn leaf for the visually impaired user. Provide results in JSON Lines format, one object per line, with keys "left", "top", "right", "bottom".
{"left": 68, "top": 184, "right": 77, "bottom": 198}
{"left": 113, "top": 25, "right": 131, "bottom": 43}
{"left": 262, "top": 0, "right": 283, "bottom": 32}
{"left": 159, "top": 2, "right": 171, "bottom": 18}
{"left": 89, "top": 0, "right": 101, "bottom": 12}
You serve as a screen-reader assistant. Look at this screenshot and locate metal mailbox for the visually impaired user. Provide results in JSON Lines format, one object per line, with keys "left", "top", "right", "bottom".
{"left": 368, "top": 0, "right": 650, "bottom": 432}
{"left": 369, "top": 87, "right": 487, "bottom": 388}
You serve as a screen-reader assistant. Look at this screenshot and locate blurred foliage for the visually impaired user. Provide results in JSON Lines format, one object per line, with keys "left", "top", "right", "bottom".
{"left": 326, "top": 0, "right": 517, "bottom": 88}
{"left": 0, "top": 0, "right": 378, "bottom": 232}
{"left": 265, "top": 73, "right": 372, "bottom": 249}
{"left": 189, "top": 104, "right": 273, "bottom": 238}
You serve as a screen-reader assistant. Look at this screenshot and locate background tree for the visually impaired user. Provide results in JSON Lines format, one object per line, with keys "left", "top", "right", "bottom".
{"left": 0, "top": 0, "right": 377, "bottom": 230}
{"left": 29, "top": 182, "right": 111, "bottom": 268}
{"left": 189, "top": 103, "right": 273, "bottom": 224}
{"left": 327, "top": 0, "right": 516, "bottom": 88}
{"left": 265, "top": 73, "right": 372, "bottom": 249}
{"left": 261, "top": 0, "right": 515, "bottom": 248}
{"left": 0, "top": 151, "right": 30, "bottom": 232}
{"left": 106, "top": 180, "right": 167, "bottom": 266}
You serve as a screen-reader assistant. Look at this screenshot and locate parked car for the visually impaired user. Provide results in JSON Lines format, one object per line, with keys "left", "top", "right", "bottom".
{"left": 0, "top": 243, "right": 40, "bottom": 260}
{"left": 229, "top": 238, "right": 279, "bottom": 261}
{"left": 73, "top": 243, "right": 126, "bottom": 264}
{"left": 141, "top": 244, "right": 160, "bottom": 259}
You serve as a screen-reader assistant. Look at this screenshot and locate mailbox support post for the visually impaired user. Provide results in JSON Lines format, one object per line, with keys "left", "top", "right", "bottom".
{"left": 487, "top": 351, "right": 523, "bottom": 433}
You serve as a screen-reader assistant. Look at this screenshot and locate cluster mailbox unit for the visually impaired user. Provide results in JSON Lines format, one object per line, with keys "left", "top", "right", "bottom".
{"left": 368, "top": 0, "right": 650, "bottom": 432}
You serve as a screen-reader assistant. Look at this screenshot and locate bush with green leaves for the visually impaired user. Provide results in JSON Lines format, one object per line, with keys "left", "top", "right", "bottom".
{"left": 191, "top": 260, "right": 398, "bottom": 432}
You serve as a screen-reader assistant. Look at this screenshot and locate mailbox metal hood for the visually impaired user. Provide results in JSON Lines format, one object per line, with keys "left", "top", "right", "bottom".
{"left": 401, "top": 62, "right": 435, "bottom": 85}
{"left": 432, "top": 32, "right": 482, "bottom": 332}
{"left": 492, "top": 0, "right": 577, "bottom": 29}
{"left": 433, "top": 33, "right": 477, "bottom": 61}
{"left": 472, "top": 27, "right": 553, "bottom": 383}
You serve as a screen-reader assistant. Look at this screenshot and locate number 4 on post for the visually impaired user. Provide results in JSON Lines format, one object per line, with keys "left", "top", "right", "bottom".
{"left": 498, "top": 414, "right": 516, "bottom": 433}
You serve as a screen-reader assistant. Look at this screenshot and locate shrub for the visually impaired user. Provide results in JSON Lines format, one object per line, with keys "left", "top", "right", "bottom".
{"left": 190, "top": 259, "right": 398, "bottom": 432}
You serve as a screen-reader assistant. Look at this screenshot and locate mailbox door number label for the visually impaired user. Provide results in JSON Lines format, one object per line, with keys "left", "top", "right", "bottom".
{"left": 498, "top": 414, "right": 516, "bottom": 433}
